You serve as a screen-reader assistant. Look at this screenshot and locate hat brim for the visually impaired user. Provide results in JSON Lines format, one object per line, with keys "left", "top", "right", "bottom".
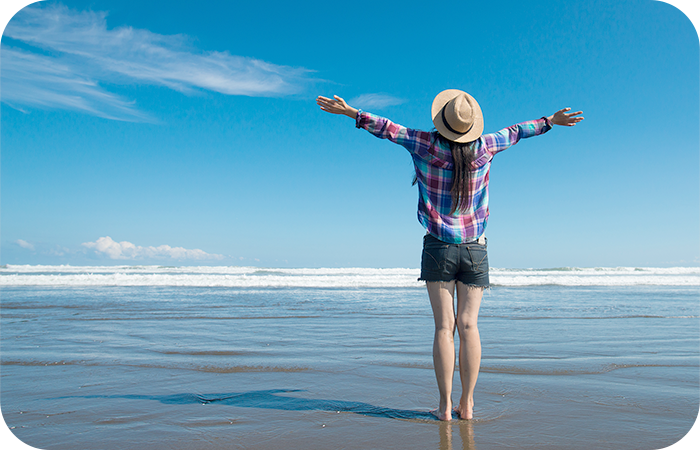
{"left": 431, "top": 89, "right": 484, "bottom": 143}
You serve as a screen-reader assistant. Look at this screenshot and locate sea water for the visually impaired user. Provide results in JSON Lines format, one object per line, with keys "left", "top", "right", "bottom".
{"left": 1, "top": 265, "right": 698, "bottom": 450}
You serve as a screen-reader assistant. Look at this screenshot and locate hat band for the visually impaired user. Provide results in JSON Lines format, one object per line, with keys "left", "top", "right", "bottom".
{"left": 441, "top": 107, "right": 473, "bottom": 136}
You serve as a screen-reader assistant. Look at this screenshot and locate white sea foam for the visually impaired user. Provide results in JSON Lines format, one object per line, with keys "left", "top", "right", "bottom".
{"left": 0, "top": 265, "right": 698, "bottom": 288}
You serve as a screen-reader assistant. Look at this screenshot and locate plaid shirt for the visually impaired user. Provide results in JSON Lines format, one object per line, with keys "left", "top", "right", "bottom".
{"left": 356, "top": 111, "right": 552, "bottom": 244}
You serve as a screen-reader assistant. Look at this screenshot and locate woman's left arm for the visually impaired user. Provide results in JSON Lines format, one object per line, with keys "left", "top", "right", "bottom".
{"left": 317, "top": 94, "right": 433, "bottom": 155}
{"left": 316, "top": 95, "right": 359, "bottom": 119}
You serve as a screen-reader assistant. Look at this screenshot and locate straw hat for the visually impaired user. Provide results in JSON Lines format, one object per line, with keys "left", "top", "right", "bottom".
{"left": 431, "top": 89, "right": 483, "bottom": 143}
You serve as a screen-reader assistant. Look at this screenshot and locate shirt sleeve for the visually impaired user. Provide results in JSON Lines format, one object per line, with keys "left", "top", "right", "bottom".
{"left": 482, "top": 117, "right": 552, "bottom": 158}
{"left": 356, "top": 111, "right": 434, "bottom": 155}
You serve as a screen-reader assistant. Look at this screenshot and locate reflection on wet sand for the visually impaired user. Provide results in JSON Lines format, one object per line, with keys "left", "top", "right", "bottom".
{"left": 438, "top": 419, "right": 476, "bottom": 450}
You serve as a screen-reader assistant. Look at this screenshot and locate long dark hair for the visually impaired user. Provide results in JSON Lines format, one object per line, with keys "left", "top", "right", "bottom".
{"left": 413, "top": 133, "right": 475, "bottom": 215}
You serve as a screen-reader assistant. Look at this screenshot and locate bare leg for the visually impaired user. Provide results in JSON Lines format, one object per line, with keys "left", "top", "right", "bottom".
{"left": 427, "top": 281, "right": 457, "bottom": 421}
{"left": 454, "top": 283, "right": 483, "bottom": 420}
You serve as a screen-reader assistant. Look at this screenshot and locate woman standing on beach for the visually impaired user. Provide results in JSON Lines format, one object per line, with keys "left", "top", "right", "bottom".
{"left": 317, "top": 90, "right": 583, "bottom": 421}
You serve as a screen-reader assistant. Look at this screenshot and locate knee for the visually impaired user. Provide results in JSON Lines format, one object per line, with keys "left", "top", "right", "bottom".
{"left": 435, "top": 323, "right": 456, "bottom": 339}
{"left": 456, "top": 318, "right": 478, "bottom": 334}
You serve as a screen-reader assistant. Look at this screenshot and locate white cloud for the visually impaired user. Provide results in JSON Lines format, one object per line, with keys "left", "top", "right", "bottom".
{"left": 348, "top": 93, "right": 406, "bottom": 110}
{"left": 2, "top": 3, "right": 315, "bottom": 120}
{"left": 82, "top": 236, "right": 224, "bottom": 261}
{"left": 15, "top": 239, "right": 35, "bottom": 251}
{"left": 2, "top": 47, "right": 154, "bottom": 121}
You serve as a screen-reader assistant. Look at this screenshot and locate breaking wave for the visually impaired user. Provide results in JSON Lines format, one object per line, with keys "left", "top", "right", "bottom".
{"left": 0, "top": 265, "right": 698, "bottom": 287}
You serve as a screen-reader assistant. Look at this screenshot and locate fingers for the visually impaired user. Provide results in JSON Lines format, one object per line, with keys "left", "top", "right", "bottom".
{"left": 555, "top": 107, "right": 584, "bottom": 126}
{"left": 316, "top": 97, "right": 331, "bottom": 110}
{"left": 316, "top": 95, "right": 342, "bottom": 107}
{"left": 566, "top": 116, "right": 584, "bottom": 126}
{"left": 559, "top": 108, "right": 583, "bottom": 117}
{"left": 316, "top": 96, "right": 338, "bottom": 110}
{"left": 316, "top": 96, "right": 336, "bottom": 105}
{"left": 317, "top": 94, "right": 350, "bottom": 115}
{"left": 316, "top": 96, "right": 338, "bottom": 103}
{"left": 550, "top": 106, "right": 584, "bottom": 126}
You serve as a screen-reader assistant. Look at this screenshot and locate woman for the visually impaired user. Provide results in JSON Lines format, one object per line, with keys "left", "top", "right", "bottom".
{"left": 317, "top": 90, "right": 583, "bottom": 421}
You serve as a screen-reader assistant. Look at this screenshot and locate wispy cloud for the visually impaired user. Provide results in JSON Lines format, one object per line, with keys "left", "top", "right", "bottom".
{"left": 82, "top": 236, "right": 224, "bottom": 261}
{"left": 2, "top": 47, "right": 153, "bottom": 121}
{"left": 2, "top": 3, "right": 316, "bottom": 120}
{"left": 15, "top": 239, "right": 35, "bottom": 251}
{"left": 348, "top": 93, "right": 406, "bottom": 110}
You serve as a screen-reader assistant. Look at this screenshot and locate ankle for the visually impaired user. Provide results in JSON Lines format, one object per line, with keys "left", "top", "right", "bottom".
{"left": 439, "top": 398, "right": 452, "bottom": 411}
{"left": 460, "top": 396, "right": 474, "bottom": 409}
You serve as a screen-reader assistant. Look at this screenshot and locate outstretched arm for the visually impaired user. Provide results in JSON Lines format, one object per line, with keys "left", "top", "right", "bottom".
{"left": 316, "top": 95, "right": 359, "bottom": 119}
{"left": 317, "top": 94, "right": 435, "bottom": 154}
{"left": 481, "top": 108, "right": 583, "bottom": 160}
{"left": 547, "top": 107, "right": 584, "bottom": 126}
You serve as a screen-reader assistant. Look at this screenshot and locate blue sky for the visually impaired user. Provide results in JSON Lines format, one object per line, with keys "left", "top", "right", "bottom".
{"left": 1, "top": 0, "right": 698, "bottom": 268}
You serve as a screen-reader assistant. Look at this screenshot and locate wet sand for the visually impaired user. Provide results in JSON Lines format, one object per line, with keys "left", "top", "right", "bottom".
{"left": 1, "top": 284, "right": 698, "bottom": 449}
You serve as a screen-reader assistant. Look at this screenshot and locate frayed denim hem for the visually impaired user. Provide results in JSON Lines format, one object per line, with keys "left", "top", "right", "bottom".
{"left": 462, "top": 283, "right": 489, "bottom": 291}
{"left": 417, "top": 278, "right": 489, "bottom": 290}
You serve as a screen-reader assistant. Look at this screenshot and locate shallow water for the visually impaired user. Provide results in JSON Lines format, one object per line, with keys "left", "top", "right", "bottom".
{"left": 1, "top": 277, "right": 698, "bottom": 449}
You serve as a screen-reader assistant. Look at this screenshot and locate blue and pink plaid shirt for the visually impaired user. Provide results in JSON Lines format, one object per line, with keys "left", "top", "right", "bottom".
{"left": 356, "top": 112, "right": 552, "bottom": 244}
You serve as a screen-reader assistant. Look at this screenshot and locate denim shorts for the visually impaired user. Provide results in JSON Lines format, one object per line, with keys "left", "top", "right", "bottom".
{"left": 418, "top": 233, "right": 489, "bottom": 287}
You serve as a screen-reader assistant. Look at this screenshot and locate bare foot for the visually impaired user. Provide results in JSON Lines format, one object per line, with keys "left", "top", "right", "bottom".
{"left": 430, "top": 408, "right": 453, "bottom": 421}
{"left": 454, "top": 398, "right": 474, "bottom": 420}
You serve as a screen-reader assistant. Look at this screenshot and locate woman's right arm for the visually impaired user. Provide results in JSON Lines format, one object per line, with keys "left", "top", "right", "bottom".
{"left": 480, "top": 107, "right": 584, "bottom": 160}
{"left": 547, "top": 107, "right": 584, "bottom": 126}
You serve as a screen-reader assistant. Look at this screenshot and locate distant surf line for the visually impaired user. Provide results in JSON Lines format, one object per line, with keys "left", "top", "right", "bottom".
{"left": 1, "top": 265, "right": 698, "bottom": 287}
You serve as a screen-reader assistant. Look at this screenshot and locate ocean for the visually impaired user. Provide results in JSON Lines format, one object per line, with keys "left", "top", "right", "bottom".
{"left": 1, "top": 265, "right": 698, "bottom": 449}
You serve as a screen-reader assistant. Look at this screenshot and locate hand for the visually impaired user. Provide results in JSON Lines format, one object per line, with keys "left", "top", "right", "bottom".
{"left": 316, "top": 95, "right": 359, "bottom": 119}
{"left": 548, "top": 108, "right": 584, "bottom": 126}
